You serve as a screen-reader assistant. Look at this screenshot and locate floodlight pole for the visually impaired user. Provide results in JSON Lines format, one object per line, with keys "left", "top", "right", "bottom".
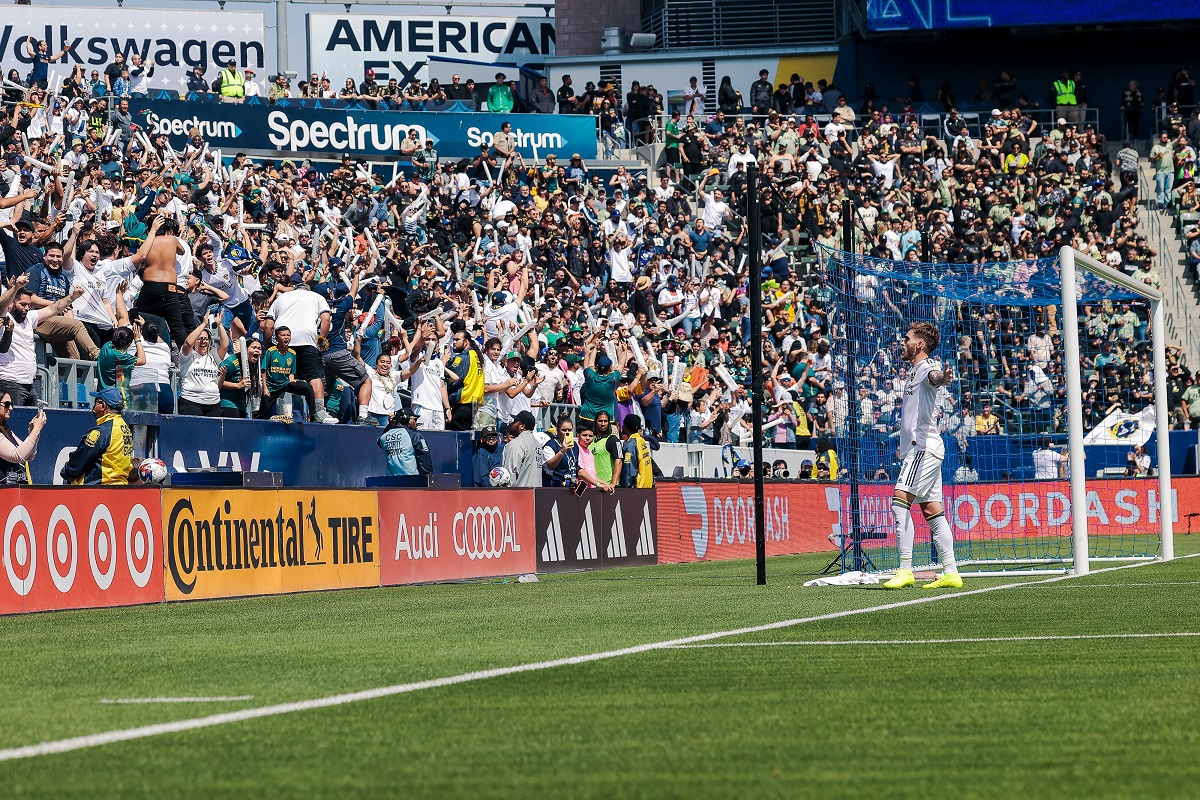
{"left": 747, "top": 163, "right": 766, "bottom": 586}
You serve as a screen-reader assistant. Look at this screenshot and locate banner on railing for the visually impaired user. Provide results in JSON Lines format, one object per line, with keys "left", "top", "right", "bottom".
{"left": 378, "top": 489, "right": 535, "bottom": 585}
{"left": 655, "top": 481, "right": 840, "bottom": 564}
{"left": 127, "top": 98, "right": 597, "bottom": 160}
{"left": 534, "top": 489, "right": 657, "bottom": 572}
{"left": 161, "top": 489, "right": 380, "bottom": 601}
{"left": 0, "top": 488, "right": 163, "bottom": 614}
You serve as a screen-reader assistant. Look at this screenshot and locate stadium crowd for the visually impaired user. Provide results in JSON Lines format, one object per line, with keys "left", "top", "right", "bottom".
{"left": 1, "top": 56, "right": 1198, "bottom": 487}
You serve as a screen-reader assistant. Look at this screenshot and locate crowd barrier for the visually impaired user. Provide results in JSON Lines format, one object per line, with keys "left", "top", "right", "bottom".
{"left": 4, "top": 479, "right": 1196, "bottom": 615}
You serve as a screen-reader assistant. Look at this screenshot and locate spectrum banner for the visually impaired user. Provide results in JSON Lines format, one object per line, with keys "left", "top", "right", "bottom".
{"left": 379, "top": 489, "right": 534, "bottom": 585}
{"left": 535, "top": 489, "right": 657, "bottom": 573}
{"left": 655, "top": 482, "right": 841, "bottom": 564}
{"left": 162, "top": 489, "right": 380, "bottom": 601}
{"left": 1, "top": 488, "right": 163, "bottom": 614}
{"left": 127, "top": 98, "right": 598, "bottom": 160}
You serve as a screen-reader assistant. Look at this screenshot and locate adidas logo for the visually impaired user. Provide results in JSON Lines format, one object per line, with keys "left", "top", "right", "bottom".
{"left": 607, "top": 501, "right": 627, "bottom": 559}
{"left": 540, "top": 500, "right": 599, "bottom": 563}
{"left": 635, "top": 501, "right": 655, "bottom": 556}
{"left": 606, "top": 500, "right": 657, "bottom": 558}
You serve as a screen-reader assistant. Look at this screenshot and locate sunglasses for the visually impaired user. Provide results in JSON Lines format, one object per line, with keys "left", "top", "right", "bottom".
{"left": 0, "top": 401, "right": 13, "bottom": 409}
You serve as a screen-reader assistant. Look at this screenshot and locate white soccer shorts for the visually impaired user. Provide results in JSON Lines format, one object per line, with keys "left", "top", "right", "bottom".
{"left": 415, "top": 405, "right": 446, "bottom": 431}
{"left": 895, "top": 449, "right": 943, "bottom": 503}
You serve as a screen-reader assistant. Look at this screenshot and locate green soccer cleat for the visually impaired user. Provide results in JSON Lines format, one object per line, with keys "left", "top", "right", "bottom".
{"left": 882, "top": 568, "right": 915, "bottom": 589}
{"left": 922, "top": 572, "right": 964, "bottom": 589}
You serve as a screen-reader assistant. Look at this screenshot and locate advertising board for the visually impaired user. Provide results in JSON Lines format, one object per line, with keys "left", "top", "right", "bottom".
{"left": 307, "top": 13, "right": 555, "bottom": 86}
{"left": 127, "top": 98, "right": 598, "bottom": 160}
{"left": 1, "top": 488, "right": 163, "bottom": 614}
{"left": 162, "top": 489, "right": 380, "bottom": 601}
{"left": 867, "top": 0, "right": 1194, "bottom": 32}
{"left": 0, "top": 7, "right": 268, "bottom": 89}
{"left": 534, "top": 489, "right": 657, "bottom": 572}
{"left": 379, "top": 489, "right": 535, "bottom": 585}
{"left": 655, "top": 482, "right": 841, "bottom": 564}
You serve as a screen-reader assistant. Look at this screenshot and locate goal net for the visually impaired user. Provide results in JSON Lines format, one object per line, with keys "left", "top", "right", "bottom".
{"left": 818, "top": 244, "right": 1173, "bottom": 576}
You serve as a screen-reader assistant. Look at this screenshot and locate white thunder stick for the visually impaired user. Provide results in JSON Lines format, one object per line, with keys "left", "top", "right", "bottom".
{"left": 238, "top": 336, "right": 251, "bottom": 418}
{"left": 714, "top": 364, "right": 739, "bottom": 394}
{"left": 671, "top": 357, "right": 685, "bottom": 391}
{"left": 21, "top": 153, "right": 55, "bottom": 173}
{"left": 426, "top": 256, "right": 448, "bottom": 276}
{"left": 628, "top": 335, "right": 648, "bottom": 371}
{"left": 603, "top": 339, "right": 619, "bottom": 365}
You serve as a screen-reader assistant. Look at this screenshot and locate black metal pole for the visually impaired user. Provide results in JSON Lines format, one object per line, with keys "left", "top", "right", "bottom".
{"left": 841, "top": 197, "right": 865, "bottom": 571}
{"left": 747, "top": 164, "right": 766, "bottom": 586}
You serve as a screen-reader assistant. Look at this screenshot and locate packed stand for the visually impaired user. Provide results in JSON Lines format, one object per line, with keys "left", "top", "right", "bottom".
{"left": 0, "top": 62, "right": 1194, "bottom": 490}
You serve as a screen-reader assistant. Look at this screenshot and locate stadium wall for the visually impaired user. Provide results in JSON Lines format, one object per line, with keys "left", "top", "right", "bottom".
{"left": 7, "top": 478, "right": 1196, "bottom": 615}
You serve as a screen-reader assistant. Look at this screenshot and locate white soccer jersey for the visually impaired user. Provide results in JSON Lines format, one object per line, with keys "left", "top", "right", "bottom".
{"left": 898, "top": 357, "right": 945, "bottom": 459}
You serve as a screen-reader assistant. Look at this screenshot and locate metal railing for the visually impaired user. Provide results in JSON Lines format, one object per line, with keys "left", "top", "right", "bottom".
{"left": 646, "top": 106, "right": 1100, "bottom": 145}
{"left": 42, "top": 358, "right": 181, "bottom": 412}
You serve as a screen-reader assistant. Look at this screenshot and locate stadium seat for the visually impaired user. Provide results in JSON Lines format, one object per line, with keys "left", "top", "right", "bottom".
{"left": 919, "top": 114, "right": 941, "bottom": 136}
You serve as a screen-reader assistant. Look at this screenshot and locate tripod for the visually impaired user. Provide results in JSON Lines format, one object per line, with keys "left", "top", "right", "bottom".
{"left": 821, "top": 527, "right": 884, "bottom": 574}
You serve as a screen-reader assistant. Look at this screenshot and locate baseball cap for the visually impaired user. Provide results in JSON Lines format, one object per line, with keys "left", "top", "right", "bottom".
{"left": 514, "top": 410, "right": 537, "bottom": 430}
{"left": 90, "top": 387, "right": 125, "bottom": 409}
{"left": 479, "top": 425, "right": 499, "bottom": 437}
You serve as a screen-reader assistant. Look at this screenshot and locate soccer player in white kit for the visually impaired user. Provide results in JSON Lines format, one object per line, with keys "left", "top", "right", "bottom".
{"left": 883, "top": 322, "right": 963, "bottom": 589}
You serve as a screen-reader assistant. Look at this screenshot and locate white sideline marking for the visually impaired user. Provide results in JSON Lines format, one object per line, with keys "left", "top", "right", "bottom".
{"left": 0, "top": 554, "right": 1195, "bottom": 763}
{"left": 99, "top": 697, "right": 254, "bottom": 705}
{"left": 1015, "top": 581, "right": 1200, "bottom": 589}
{"left": 669, "top": 632, "right": 1200, "bottom": 648}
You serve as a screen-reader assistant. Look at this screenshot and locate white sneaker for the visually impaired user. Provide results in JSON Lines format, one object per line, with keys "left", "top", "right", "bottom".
{"left": 315, "top": 408, "right": 339, "bottom": 425}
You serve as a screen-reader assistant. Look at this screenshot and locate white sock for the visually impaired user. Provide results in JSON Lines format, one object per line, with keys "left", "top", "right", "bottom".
{"left": 892, "top": 498, "right": 914, "bottom": 570}
{"left": 928, "top": 512, "right": 958, "bottom": 574}
{"left": 357, "top": 407, "right": 368, "bottom": 420}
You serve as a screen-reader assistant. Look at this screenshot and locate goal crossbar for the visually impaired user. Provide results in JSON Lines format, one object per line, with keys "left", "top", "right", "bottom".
{"left": 1059, "top": 247, "right": 1174, "bottom": 575}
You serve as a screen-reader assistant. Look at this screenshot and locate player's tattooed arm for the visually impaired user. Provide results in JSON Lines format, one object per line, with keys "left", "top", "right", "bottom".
{"left": 927, "top": 367, "right": 955, "bottom": 387}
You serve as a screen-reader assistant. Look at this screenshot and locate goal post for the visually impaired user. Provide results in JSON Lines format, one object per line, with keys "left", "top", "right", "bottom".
{"left": 819, "top": 243, "right": 1175, "bottom": 578}
{"left": 1059, "top": 246, "right": 1173, "bottom": 575}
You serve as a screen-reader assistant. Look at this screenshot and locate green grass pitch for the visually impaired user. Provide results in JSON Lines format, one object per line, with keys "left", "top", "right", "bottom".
{"left": 2, "top": 537, "right": 1198, "bottom": 798}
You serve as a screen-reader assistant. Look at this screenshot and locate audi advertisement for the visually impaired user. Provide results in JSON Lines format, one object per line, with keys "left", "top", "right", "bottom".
{"left": 378, "top": 490, "right": 536, "bottom": 585}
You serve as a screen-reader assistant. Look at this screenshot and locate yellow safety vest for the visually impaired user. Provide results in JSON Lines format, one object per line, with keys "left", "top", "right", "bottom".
{"left": 220, "top": 68, "right": 245, "bottom": 97}
{"left": 1053, "top": 79, "right": 1076, "bottom": 106}
{"left": 627, "top": 433, "right": 654, "bottom": 488}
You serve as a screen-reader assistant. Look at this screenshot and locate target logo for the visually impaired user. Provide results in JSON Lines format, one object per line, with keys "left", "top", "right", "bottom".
{"left": 1, "top": 490, "right": 164, "bottom": 614}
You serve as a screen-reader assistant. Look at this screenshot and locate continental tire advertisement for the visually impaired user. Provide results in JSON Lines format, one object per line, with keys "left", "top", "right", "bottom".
{"left": 655, "top": 482, "right": 841, "bottom": 564}
{"left": 1, "top": 488, "right": 163, "bottom": 614}
{"left": 379, "top": 490, "right": 535, "bottom": 585}
{"left": 534, "top": 489, "right": 657, "bottom": 573}
{"left": 162, "top": 490, "right": 380, "bottom": 601}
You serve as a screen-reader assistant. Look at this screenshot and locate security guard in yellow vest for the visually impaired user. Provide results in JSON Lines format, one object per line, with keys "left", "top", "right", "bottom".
{"left": 1053, "top": 70, "right": 1077, "bottom": 121}
{"left": 60, "top": 388, "right": 134, "bottom": 485}
{"left": 619, "top": 415, "right": 655, "bottom": 489}
{"left": 218, "top": 60, "right": 245, "bottom": 102}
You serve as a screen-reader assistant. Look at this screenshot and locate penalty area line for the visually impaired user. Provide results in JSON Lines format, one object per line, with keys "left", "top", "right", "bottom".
{"left": 669, "top": 632, "right": 1200, "bottom": 648}
{"left": 1, "top": 554, "right": 1195, "bottom": 763}
{"left": 99, "top": 697, "right": 255, "bottom": 705}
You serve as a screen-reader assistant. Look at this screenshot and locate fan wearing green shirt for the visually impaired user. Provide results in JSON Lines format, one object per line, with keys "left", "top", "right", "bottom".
{"left": 218, "top": 334, "right": 264, "bottom": 418}
{"left": 258, "top": 327, "right": 317, "bottom": 421}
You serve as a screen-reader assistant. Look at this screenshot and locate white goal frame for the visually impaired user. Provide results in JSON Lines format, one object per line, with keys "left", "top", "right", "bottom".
{"left": 1060, "top": 246, "right": 1174, "bottom": 576}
